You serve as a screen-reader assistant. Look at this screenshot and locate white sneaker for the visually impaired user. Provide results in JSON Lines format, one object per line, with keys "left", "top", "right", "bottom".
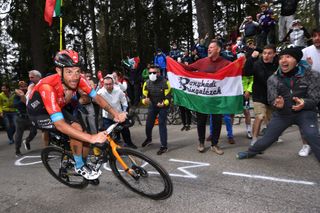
{"left": 250, "top": 138, "right": 257, "bottom": 146}
{"left": 276, "top": 138, "right": 283, "bottom": 143}
{"left": 298, "top": 145, "right": 311, "bottom": 157}
{"left": 75, "top": 165, "right": 102, "bottom": 180}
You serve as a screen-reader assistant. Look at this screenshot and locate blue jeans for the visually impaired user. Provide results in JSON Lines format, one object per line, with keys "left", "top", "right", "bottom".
{"left": 3, "top": 112, "right": 17, "bottom": 142}
{"left": 249, "top": 111, "right": 320, "bottom": 162}
{"left": 210, "top": 114, "right": 233, "bottom": 139}
{"left": 145, "top": 105, "right": 168, "bottom": 147}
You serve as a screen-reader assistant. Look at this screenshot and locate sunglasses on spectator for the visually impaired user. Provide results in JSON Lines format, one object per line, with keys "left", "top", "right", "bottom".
{"left": 149, "top": 72, "right": 157, "bottom": 75}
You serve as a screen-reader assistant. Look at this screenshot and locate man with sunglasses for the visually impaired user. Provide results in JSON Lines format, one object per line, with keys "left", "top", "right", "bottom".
{"left": 141, "top": 65, "right": 171, "bottom": 155}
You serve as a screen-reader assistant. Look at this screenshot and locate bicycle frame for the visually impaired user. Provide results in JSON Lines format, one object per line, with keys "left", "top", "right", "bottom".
{"left": 104, "top": 123, "right": 137, "bottom": 178}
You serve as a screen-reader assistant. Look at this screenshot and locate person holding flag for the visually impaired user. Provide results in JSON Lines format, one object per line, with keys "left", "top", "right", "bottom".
{"left": 167, "top": 40, "right": 245, "bottom": 154}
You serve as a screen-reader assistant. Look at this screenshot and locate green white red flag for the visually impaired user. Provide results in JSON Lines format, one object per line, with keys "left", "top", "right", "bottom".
{"left": 166, "top": 56, "right": 245, "bottom": 114}
{"left": 44, "top": 0, "right": 61, "bottom": 26}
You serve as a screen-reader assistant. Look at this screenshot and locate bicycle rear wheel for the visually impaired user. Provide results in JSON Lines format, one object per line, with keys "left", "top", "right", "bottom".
{"left": 41, "top": 146, "right": 89, "bottom": 189}
{"left": 109, "top": 148, "right": 173, "bottom": 200}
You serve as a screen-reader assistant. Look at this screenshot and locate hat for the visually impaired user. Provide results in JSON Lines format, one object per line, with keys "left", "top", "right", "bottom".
{"left": 279, "top": 47, "right": 303, "bottom": 62}
{"left": 291, "top": 19, "right": 301, "bottom": 26}
{"left": 246, "top": 39, "right": 255, "bottom": 45}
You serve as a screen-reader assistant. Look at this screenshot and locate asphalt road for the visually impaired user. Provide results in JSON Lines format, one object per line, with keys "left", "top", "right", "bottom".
{"left": 0, "top": 122, "right": 319, "bottom": 213}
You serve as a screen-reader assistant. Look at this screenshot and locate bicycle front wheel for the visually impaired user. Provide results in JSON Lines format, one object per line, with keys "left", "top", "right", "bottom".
{"left": 41, "top": 146, "right": 89, "bottom": 189}
{"left": 109, "top": 148, "right": 173, "bottom": 200}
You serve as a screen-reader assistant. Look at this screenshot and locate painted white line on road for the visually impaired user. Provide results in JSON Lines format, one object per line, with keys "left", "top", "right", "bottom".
{"left": 15, "top": 155, "right": 42, "bottom": 166}
{"left": 223, "top": 171, "right": 316, "bottom": 186}
{"left": 169, "top": 159, "right": 210, "bottom": 179}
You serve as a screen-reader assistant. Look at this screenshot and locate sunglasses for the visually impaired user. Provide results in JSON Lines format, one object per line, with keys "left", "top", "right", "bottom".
{"left": 149, "top": 72, "right": 157, "bottom": 75}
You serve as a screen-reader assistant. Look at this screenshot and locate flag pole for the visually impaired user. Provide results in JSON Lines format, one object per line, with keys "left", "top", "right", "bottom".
{"left": 59, "top": 0, "right": 63, "bottom": 50}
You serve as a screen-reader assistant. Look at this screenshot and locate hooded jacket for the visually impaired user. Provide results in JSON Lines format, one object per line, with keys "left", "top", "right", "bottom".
{"left": 267, "top": 60, "right": 320, "bottom": 115}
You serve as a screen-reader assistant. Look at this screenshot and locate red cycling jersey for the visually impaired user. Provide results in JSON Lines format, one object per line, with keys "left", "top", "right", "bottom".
{"left": 28, "top": 73, "right": 97, "bottom": 122}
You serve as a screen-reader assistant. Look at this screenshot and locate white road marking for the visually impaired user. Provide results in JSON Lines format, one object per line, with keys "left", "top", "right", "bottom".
{"left": 169, "top": 159, "right": 210, "bottom": 179}
{"left": 14, "top": 155, "right": 42, "bottom": 166}
{"left": 223, "top": 171, "right": 316, "bottom": 186}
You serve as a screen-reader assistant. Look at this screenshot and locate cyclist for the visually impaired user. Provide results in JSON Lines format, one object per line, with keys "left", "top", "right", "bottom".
{"left": 27, "top": 50, "right": 126, "bottom": 180}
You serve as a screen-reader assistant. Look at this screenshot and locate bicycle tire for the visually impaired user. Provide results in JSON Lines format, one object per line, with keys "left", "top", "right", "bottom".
{"left": 41, "top": 146, "right": 89, "bottom": 189}
{"left": 109, "top": 148, "right": 173, "bottom": 200}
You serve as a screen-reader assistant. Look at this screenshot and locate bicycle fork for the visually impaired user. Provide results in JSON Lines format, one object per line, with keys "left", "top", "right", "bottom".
{"left": 107, "top": 135, "right": 140, "bottom": 180}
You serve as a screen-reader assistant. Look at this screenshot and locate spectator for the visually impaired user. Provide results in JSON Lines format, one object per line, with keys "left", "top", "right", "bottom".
{"left": 256, "top": 3, "right": 276, "bottom": 49}
{"left": 97, "top": 75, "right": 137, "bottom": 149}
{"left": 302, "top": 27, "right": 320, "bottom": 72}
{"left": 169, "top": 43, "right": 182, "bottom": 61}
{"left": 142, "top": 64, "right": 151, "bottom": 82}
{"left": 239, "top": 16, "right": 259, "bottom": 44}
{"left": 181, "top": 51, "right": 193, "bottom": 65}
{"left": 299, "top": 27, "right": 320, "bottom": 157}
{"left": 282, "top": 19, "right": 311, "bottom": 48}
{"left": 194, "top": 34, "right": 209, "bottom": 60}
{"left": 0, "top": 83, "right": 17, "bottom": 145}
{"left": 243, "top": 44, "right": 278, "bottom": 145}
{"left": 141, "top": 65, "right": 171, "bottom": 155}
{"left": 272, "top": 0, "right": 300, "bottom": 42}
{"left": 237, "top": 47, "right": 320, "bottom": 162}
{"left": 14, "top": 81, "right": 37, "bottom": 157}
{"left": 180, "top": 41, "right": 231, "bottom": 155}
{"left": 154, "top": 48, "right": 167, "bottom": 77}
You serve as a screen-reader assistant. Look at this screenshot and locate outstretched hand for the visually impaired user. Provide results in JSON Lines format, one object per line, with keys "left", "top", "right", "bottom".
{"left": 292, "top": 97, "right": 304, "bottom": 111}
{"left": 273, "top": 96, "right": 284, "bottom": 109}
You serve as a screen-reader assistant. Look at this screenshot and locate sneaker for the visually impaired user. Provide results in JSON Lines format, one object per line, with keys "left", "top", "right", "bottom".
{"left": 185, "top": 125, "right": 191, "bottom": 131}
{"left": 8, "top": 140, "right": 14, "bottom": 145}
{"left": 206, "top": 135, "right": 212, "bottom": 142}
{"left": 141, "top": 139, "right": 152, "bottom": 147}
{"left": 15, "top": 151, "right": 22, "bottom": 158}
{"left": 197, "top": 143, "right": 205, "bottom": 153}
{"left": 250, "top": 138, "right": 257, "bottom": 146}
{"left": 157, "top": 147, "right": 168, "bottom": 155}
{"left": 211, "top": 145, "right": 224, "bottom": 155}
{"left": 276, "top": 138, "right": 283, "bottom": 143}
{"left": 298, "top": 144, "right": 311, "bottom": 157}
{"left": 75, "top": 165, "right": 101, "bottom": 180}
{"left": 23, "top": 139, "right": 31, "bottom": 151}
{"left": 181, "top": 126, "right": 187, "bottom": 131}
{"left": 236, "top": 151, "right": 256, "bottom": 159}
{"left": 246, "top": 131, "right": 253, "bottom": 139}
{"left": 228, "top": 138, "right": 235, "bottom": 144}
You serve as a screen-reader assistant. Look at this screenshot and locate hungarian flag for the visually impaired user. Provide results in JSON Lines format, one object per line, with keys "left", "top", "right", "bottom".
{"left": 167, "top": 56, "right": 245, "bottom": 114}
{"left": 44, "top": 0, "right": 61, "bottom": 26}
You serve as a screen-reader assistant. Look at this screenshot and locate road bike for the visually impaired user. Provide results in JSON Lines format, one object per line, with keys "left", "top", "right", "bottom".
{"left": 41, "top": 121, "right": 173, "bottom": 200}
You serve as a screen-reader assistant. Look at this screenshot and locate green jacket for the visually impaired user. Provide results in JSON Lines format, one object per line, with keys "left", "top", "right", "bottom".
{"left": 142, "top": 68, "right": 149, "bottom": 81}
{"left": 242, "top": 76, "right": 253, "bottom": 93}
{"left": 0, "top": 92, "right": 17, "bottom": 113}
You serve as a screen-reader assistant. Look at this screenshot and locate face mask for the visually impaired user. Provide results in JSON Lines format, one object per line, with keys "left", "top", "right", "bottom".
{"left": 236, "top": 40, "right": 242, "bottom": 46}
{"left": 149, "top": 73, "right": 157, "bottom": 81}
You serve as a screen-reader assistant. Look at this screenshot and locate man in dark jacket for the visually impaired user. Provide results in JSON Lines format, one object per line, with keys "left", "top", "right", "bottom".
{"left": 237, "top": 47, "right": 320, "bottom": 162}
{"left": 243, "top": 44, "right": 278, "bottom": 145}
{"left": 14, "top": 81, "right": 37, "bottom": 157}
{"left": 141, "top": 65, "right": 171, "bottom": 155}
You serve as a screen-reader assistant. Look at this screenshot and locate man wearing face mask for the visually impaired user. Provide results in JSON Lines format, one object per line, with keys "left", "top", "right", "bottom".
{"left": 14, "top": 81, "right": 38, "bottom": 157}
{"left": 141, "top": 65, "right": 171, "bottom": 155}
{"left": 282, "top": 19, "right": 311, "bottom": 48}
